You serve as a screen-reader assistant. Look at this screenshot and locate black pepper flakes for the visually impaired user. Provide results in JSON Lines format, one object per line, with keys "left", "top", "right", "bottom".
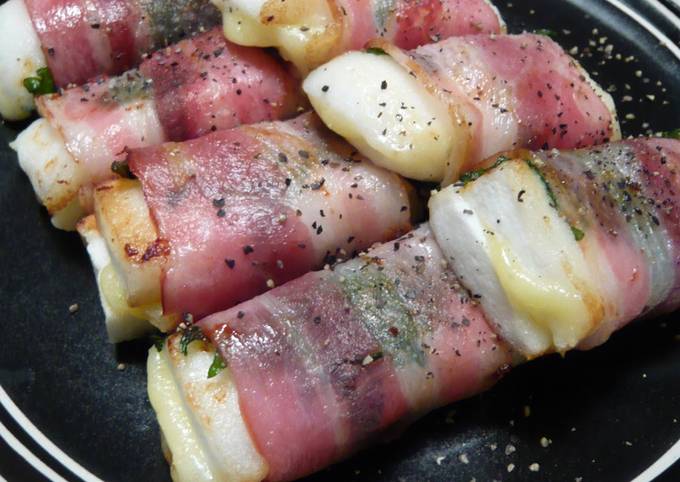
{"left": 310, "top": 178, "right": 326, "bottom": 190}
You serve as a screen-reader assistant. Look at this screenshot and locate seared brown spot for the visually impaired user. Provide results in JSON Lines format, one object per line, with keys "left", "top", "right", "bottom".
{"left": 142, "top": 239, "right": 171, "bottom": 262}
{"left": 124, "top": 243, "right": 139, "bottom": 257}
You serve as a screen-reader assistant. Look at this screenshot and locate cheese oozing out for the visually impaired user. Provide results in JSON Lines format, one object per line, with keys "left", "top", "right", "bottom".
{"left": 429, "top": 159, "right": 604, "bottom": 357}
{"left": 304, "top": 51, "right": 464, "bottom": 182}
{"left": 0, "top": 0, "right": 46, "bottom": 120}
{"left": 11, "top": 119, "right": 86, "bottom": 230}
{"left": 213, "top": 0, "right": 335, "bottom": 73}
{"left": 147, "top": 336, "right": 268, "bottom": 482}
{"left": 79, "top": 180, "right": 176, "bottom": 341}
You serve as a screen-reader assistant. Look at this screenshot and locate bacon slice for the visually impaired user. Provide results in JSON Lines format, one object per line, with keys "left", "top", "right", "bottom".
{"left": 148, "top": 138, "right": 679, "bottom": 482}
{"left": 430, "top": 138, "right": 680, "bottom": 356}
{"left": 23, "top": 0, "right": 220, "bottom": 87}
{"left": 91, "top": 112, "right": 413, "bottom": 336}
{"left": 12, "top": 28, "right": 303, "bottom": 229}
{"left": 197, "top": 224, "right": 512, "bottom": 481}
{"left": 304, "top": 34, "right": 620, "bottom": 183}
{"left": 214, "top": 0, "right": 504, "bottom": 73}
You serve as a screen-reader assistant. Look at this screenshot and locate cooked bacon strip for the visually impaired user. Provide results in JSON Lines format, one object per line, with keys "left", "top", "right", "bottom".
{"left": 0, "top": 0, "right": 46, "bottom": 120}
{"left": 430, "top": 138, "right": 680, "bottom": 356}
{"left": 12, "top": 28, "right": 303, "bottom": 229}
{"left": 23, "top": 0, "right": 219, "bottom": 87}
{"left": 214, "top": 0, "right": 504, "bottom": 73}
{"left": 148, "top": 138, "right": 679, "bottom": 482}
{"left": 305, "top": 34, "right": 620, "bottom": 183}
{"left": 87, "top": 113, "right": 413, "bottom": 340}
{"left": 195, "top": 224, "right": 512, "bottom": 481}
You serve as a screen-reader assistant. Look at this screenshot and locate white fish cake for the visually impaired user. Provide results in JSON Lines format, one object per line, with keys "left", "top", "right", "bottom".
{"left": 148, "top": 335, "right": 268, "bottom": 482}
{"left": 77, "top": 180, "right": 176, "bottom": 341}
{"left": 304, "top": 51, "right": 464, "bottom": 182}
{"left": 93, "top": 179, "right": 164, "bottom": 307}
{"left": 77, "top": 215, "right": 155, "bottom": 342}
{"left": 11, "top": 119, "right": 85, "bottom": 230}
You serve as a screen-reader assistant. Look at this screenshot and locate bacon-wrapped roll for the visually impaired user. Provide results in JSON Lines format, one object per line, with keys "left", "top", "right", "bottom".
{"left": 430, "top": 138, "right": 680, "bottom": 356}
{"left": 149, "top": 224, "right": 513, "bottom": 482}
{"left": 304, "top": 34, "right": 620, "bottom": 184}
{"left": 11, "top": 29, "right": 304, "bottom": 230}
{"left": 0, "top": 0, "right": 219, "bottom": 119}
{"left": 148, "top": 138, "right": 679, "bottom": 482}
{"left": 81, "top": 113, "right": 414, "bottom": 342}
{"left": 213, "top": 0, "right": 505, "bottom": 74}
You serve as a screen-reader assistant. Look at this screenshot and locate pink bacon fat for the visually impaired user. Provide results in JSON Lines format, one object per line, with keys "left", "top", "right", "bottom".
{"left": 13, "top": 28, "right": 303, "bottom": 229}
{"left": 540, "top": 138, "right": 680, "bottom": 348}
{"left": 215, "top": 0, "right": 504, "bottom": 73}
{"left": 196, "top": 224, "right": 512, "bottom": 481}
{"left": 337, "top": 0, "right": 505, "bottom": 51}
{"left": 304, "top": 33, "right": 620, "bottom": 184}
{"left": 24, "top": 0, "right": 220, "bottom": 87}
{"left": 519, "top": 139, "right": 680, "bottom": 351}
{"left": 123, "top": 112, "right": 414, "bottom": 323}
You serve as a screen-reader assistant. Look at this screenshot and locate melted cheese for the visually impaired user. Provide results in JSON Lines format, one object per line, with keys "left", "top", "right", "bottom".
{"left": 304, "top": 51, "right": 463, "bottom": 182}
{"left": 0, "top": 0, "right": 46, "bottom": 120}
{"left": 215, "top": 0, "right": 334, "bottom": 73}
{"left": 486, "top": 232, "right": 592, "bottom": 353}
{"left": 430, "top": 159, "right": 603, "bottom": 356}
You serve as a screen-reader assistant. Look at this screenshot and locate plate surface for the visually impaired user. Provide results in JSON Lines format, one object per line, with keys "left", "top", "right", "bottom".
{"left": 1, "top": 1, "right": 679, "bottom": 481}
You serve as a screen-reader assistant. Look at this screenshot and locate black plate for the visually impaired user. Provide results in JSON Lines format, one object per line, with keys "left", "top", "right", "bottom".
{"left": 1, "top": 1, "right": 679, "bottom": 481}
